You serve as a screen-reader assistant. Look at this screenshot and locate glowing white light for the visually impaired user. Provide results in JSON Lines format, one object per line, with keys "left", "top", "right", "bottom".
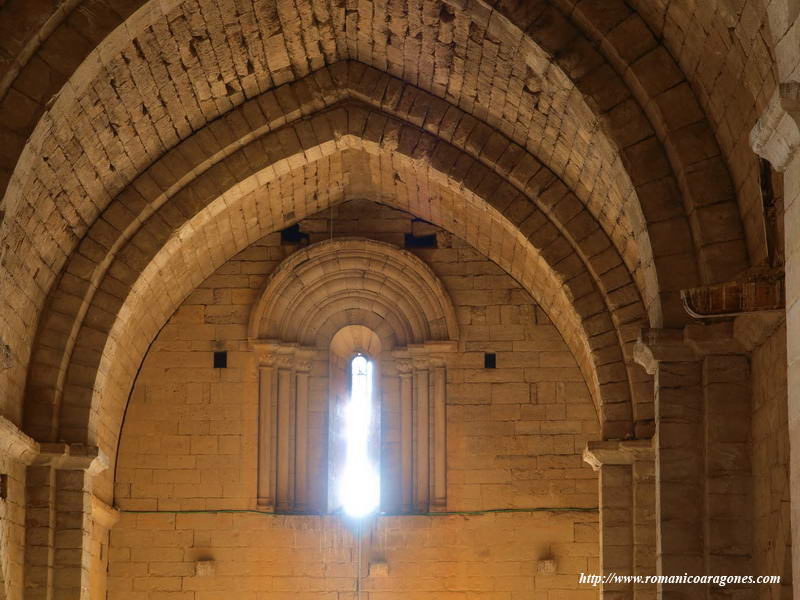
{"left": 339, "top": 355, "right": 380, "bottom": 518}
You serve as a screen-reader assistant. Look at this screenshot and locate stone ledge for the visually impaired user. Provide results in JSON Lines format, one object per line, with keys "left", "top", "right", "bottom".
{"left": 582, "top": 439, "right": 654, "bottom": 471}
{"left": 634, "top": 317, "right": 783, "bottom": 372}
{"left": 34, "top": 442, "right": 108, "bottom": 474}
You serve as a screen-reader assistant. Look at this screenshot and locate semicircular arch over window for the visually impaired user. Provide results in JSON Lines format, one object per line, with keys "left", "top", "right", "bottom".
{"left": 250, "top": 237, "right": 458, "bottom": 515}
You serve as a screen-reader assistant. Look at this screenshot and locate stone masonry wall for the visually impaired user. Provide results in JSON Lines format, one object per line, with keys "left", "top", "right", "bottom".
{"left": 0, "top": 456, "right": 26, "bottom": 600}
{"left": 751, "top": 323, "right": 793, "bottom": 599}
{"left": 108, "top": 199, "right": 600, "bottom": 599}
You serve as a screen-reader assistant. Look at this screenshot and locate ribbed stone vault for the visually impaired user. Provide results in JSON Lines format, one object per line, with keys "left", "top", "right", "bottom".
{"left": 0, "top": 0, "right": 763, "bottom": 440}
{"left": 21, "top": 86, "right": 658, "bottom": 467}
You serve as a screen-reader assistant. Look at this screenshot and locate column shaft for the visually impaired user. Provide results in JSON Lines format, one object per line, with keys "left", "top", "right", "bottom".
{"left": 431, "top": 365, "right": 446, "bottom": 510}
{"left": 400, "top": 372, "right": 413, "bottom": 514}
{"left": 257, "top": 365, "right": 276, "bottom": 510}
{"left": 600, "top": 464, "right": 634, "bottom": 600}
{"left": 414, "top": 368, "right": 430, "bottom": 512}
{"left": 633, "top": 458, "right": 656, "bottom": 600}
{"left": 295, "top": 370, "right": 310, "bottom": 512}
{"left": 703, "top": 355, "right": 753, "bottom": 597}
{"left": 655, "top": 360, "right": 704, "bottom": 600}
{"left": 276, "top": 367, "right": 294, "bottom": 512}
{"left": 24, "top": 465, "right": 56, "bottom": 600}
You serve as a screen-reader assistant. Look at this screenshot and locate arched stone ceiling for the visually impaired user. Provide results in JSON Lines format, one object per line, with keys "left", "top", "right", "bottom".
{"left": 0, "top": 0, "right": 758, "bottom": 437}
{"left": 0, "top": 0, "right": 666, "bottom": 428}
{"left": 596, "top": 0, "right": 778, "bottom": 263}
{"left": 18, "top": 63, "right": 654, "bottom": 436}
{"left": 22, "top": 91, "right": 664, "bottom": 454}
{"left": 0, "top": 0, "right": 642, "bottom": 291}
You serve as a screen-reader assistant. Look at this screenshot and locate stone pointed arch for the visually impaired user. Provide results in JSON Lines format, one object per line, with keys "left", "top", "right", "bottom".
{"left": 24, "top": 98, "right": 648, "bottom": 463}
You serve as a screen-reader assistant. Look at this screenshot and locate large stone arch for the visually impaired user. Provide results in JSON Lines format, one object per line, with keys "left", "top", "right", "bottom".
{"left": 85, "top": 148, "right": 615, "bottom": 499}
{"left": 20, "top": 124, "right": 652, "bottom": 499}
{"left": 0, "top": 0, "right": 759, "bottom": 433}
{"left": 10, "top": 58, "right": 655, "bottom": 434}
{"left": 23, "top": 91, "right": 655, "bottom": 454}
{"left": 45, "top": 133, "right": 640, "bottom": 495}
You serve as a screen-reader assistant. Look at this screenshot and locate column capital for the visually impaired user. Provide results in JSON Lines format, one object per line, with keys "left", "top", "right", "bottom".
{"left": 294, "top": 348, "right": 316, "bottom": 372}
{"left": 582, "top": 439, "right": 654, "bottom": 471}
{"left": 251, "top": 339, "right": 316, "bottom": 369}
{"left": 634, "top": 323, "right": 753, "bottom": 374}
{"left": 34, "top": 442, "right": 109, "bottom": 474}
{"left": 393, "top": 355, "right": 414, "bottom": 375}
{"left": 751, "top": 82, "right": 800, "bottom": 171}
{"left": 403, "top": 340, "right": 459, "bottom": 368}
{"left": 633, "top": 329, "right": 695, "bottom": 374}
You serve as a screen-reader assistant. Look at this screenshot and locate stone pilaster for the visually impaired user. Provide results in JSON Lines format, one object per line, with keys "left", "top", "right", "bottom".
{"left": 24, "top": 443, "right": 110, "bottom": 600}
{"left": 252, "top": 340, "right": 317, "bottom": 513}
{"left": 0, "top": 418, "right": 38, "bottom": 600}
{"left": 396, "top": 357, "right": 414, "bottom": 514}
{"left": 634, "top": 324, "right": 753, "bottom": 600}
{"left": 294, "top": 349, "right": 314, "bottom": 513}
{"left": 584, "top": 439, "right": 656, "bottom": 600}
{"left": 752, "top": 84, "right": 800, "bottom": 590}
{"left": 393, "top": 341, "right": 456, "bottom": 513}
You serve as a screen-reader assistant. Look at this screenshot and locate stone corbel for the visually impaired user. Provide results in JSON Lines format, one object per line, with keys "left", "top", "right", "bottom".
{"left": 91, "top": 494, "right": 120, "bottom": 530}
{"left": 582, "top": 439, "right": 654, "bottom": 471}
{"left": 633, "top": 328, "right": 695, "bottom": 374}
{"left": 751, "top": 81, "right": 800, "bottom": 171}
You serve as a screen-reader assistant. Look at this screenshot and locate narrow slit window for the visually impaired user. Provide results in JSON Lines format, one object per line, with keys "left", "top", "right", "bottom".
{"left": 338, "top": 355, "right": 380, "bottom": 518}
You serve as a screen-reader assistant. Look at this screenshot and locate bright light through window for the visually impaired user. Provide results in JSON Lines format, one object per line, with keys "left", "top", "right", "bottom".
{"left": 339, "top": 355, "right": 380, "bottom": 518}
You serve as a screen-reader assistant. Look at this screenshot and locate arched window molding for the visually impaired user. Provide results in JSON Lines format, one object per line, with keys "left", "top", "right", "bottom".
{"left": 249, "top": 238, "right": 459, "bottom": 514}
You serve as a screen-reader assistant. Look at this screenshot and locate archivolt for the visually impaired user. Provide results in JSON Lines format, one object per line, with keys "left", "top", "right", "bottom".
{"left": 248, "top": 237, "right": 460, "bottom": 346}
